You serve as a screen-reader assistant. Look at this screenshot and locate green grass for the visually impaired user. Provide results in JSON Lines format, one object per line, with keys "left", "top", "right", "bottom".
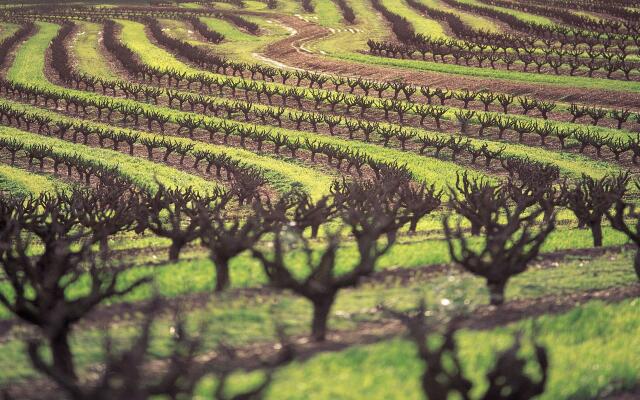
{"left": 0, "top": 96, "right": 337, "bottom": 199}
{"left": 330, "top": 51, "right": 640, "bottom": 93}
{"left": 0, "top": 163, "right": 69, "bottom": 195}
{"left": 571, "top": 11, "right": 599, "bottom": 21}
{"left": 117, "top": 20, "right": 197, "bottom": 71}
{"left": 71, "top": 21, "right": 119, "bottom": 79}
{"left": 65, "top": 20, "right": 483, "bottom": 189}
{"left": 83, "top": 20, "right": 628, "bottom": 184}
{"left": 305, "top": 0, "right": 388, "bottom": 60}
{"left": 0, "top": 22, "right": 19, "bottom": 41}
{"left": 310, "top": 0, "right": 351, "bottom": 29}
{"left": 274, "top": 0, "right": 306, "bottom": 14}
{"left": 11, "top": 21, "right": 338, "bottom": 198}
{"left": 179, "top": 2, "right": 204, "bottom": 8}
{"left": 259, "top": 299, "right": 640, "bottom": 400}
{"left": 159, "top": 17, "right": 290, "bottom": 64}
{"left": 200, "top": 16, "right": 255, "bottom": 41}
{"left": 0, "top": 249, "right": 637, "bottom": 385}
{"left": 454, "top": 0, "right": 554, "bottom": 25}
{"left": 338, "top": 0, "right": 387, "bottom": 33}
{"left": 205, "top": 1, "right": 238, "bottom": 10}
{"left": 381, "top": 0, "right": 447, "bottom": 38}
{"left": 0, "top": 126, "right": 218, "bottom": 194}
{"left": 418, "top": 0, "right": 500, "bottom": 32}
{"left": 21, "top": 20, "right": 629, "bottom": 195}
{"left": 8, "top": 22, "right": 60, "bottom": 85}
{"left": 110, "top": 19, "right": 627, "bottom": 182}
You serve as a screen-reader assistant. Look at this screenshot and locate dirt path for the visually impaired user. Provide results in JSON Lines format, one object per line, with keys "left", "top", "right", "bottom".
{"left": 259, "top": 15, "right": 640, "bottom": 109}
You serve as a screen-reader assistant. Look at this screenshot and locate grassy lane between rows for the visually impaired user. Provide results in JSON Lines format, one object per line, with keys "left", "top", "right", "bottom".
{"left": 380, "top": 0, "right": 447, "bottom": 38}
{"left": 13, "top": 21, "right": 484, "bottom": 192}
{"left": 260, "top": 299, "right": 640, "bottom": 400}
{"left": 114, "top": 19, "right": 631, "bottom": 182}
{"left": 7, "top": 22, "right": 343, "bottom": 198}
{"left": 0, "top": 162, "right": 69, "bottom": 195}
{"left": 0, "top": 97, "right": 337, "bottom": 199}
{"left": 329, "top": 51, "right": 640, "bottom": 93}
{"left": 78, "top": 21, "right": 625, "bottom": 182}
{"left": 417, "top": 0, "right": 501, "bottom": 32}
{"left": 0, "top": 215, "right": 630, "bottom": 329}
{"left": 0, "top": 22, "right": 20, "bottom": 42}
{"left": 115, "top": 20, "right": 640, "bottom": 140}
{"left": 454, "top": 0, "right": 555, "bottom": 25}
{"left": 69, "top": 23, "right": 119, "bottom": 80}
{"left": 198, "top": 16, "right": 256, "bottom": 41}
{"left": 307, "top": 0, "right": 344, "bottom": 28}
{"left": 0, "top": 250, "right": 637, "bottom": 390}
{"left": 0, "top": 126, "right": 218, "bottom": 193}
{"left": 163, "top": 16, "right": 291, "bottom": 64}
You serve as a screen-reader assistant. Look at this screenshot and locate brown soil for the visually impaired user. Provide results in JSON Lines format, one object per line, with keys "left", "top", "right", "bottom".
{"left": 603, "top": 389, "right": 640, "bottom": 400}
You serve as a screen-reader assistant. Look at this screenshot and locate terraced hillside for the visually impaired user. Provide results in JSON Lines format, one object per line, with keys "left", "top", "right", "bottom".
{"left": 0, "top": 0, "right": 638, "bottom": 399}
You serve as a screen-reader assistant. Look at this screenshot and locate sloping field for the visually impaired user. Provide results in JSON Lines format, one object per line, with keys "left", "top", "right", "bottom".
{"left": 0, "top": 0, "right": 638, "bottom": 399}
